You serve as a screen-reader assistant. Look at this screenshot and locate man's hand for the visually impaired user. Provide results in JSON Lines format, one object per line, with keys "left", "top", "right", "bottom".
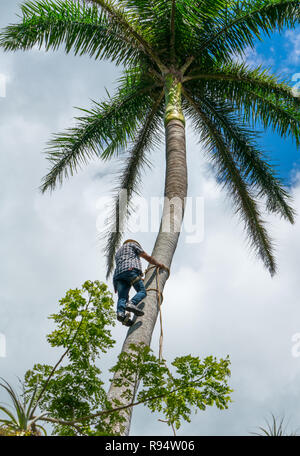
{"left": 140, "top": 252, "right": 168, "bottom": 272}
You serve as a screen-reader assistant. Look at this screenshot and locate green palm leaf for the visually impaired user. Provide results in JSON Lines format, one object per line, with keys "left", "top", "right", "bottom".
{"left": 86, "top": 0, "right": 167, "bottom": 70}
{"left": 185, "top": 64, "right": 300, "bottom": 147}
{"left": 184, "top": 89, "right": 276, "bottom": 275}
{"left": 191, "top": 0, "right": 300, "bottom": 63}
{"left": 40, "top": 71, "right": 161, "bottom": 192}
{"left": 185, "top": 62, "right": 300, "bottom": 107}
{"left": 184, "top": 91, "right": 296, "bottom": 223}
{"left": 0, "top": 0, "right": 144, "bottom": 66}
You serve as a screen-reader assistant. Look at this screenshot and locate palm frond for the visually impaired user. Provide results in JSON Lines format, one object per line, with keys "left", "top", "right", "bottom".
{"left": 243, "top": 90, "right": 300, "bottom": 145}
{"left": 108, "top": 0, "right": 194, "bottom": 68}
{"left": 184, "top": 67, "right": 300, "bottom": 148}
{"left": 184, "top": 91, "right": 296, "bottom": 223}
{"left": 191, "top": 0, "right": 300, "bottom": 63}
{"left": 86, "top": 0, "right": 166, "bottom": 70}
{"left": 40, "top": 71, "right": 161, "bottom": 193}
{"left": 103, "top": 90, "right": 164, "bottom": 278}
{"left": 185, "top": 62, "right": 300, "bottom": 107}
{"left": 183, "top": 89, "right": 276, "bottom": 275}
{"left": 0, "top": 0, "right": 144, "bottom": 66}
{"left": 170, "top": 0, "right": 176, "bottom": 65}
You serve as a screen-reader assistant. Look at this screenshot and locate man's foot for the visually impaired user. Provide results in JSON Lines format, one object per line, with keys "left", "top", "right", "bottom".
{"left": 125, "top": 301, "right": 144, "bottom": 317}
{"left": 122, "top": 313, "right": 134, "bottom": 327}
{"left": 117, "top": 312, "right": 134, "bottom": 327}
{"left": 117, "top": 311, "right": 125, "bottom": 322}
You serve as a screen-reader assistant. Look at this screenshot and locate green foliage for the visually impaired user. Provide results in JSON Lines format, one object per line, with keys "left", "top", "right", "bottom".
{"left": 11, "top": 280, "right": 232, "bottom": 436}
{"left": 0, "top": 379, "right": 47, "bottom": 436}
{"left": 184, "top": 0, "right": 299, "bottom": 65}
{"left": 111, "top": 344, "right": 232, "bottom": 432}
{"left": 46, "top": 280, "right": 116, "bottom": 355}
{"left": 1, "top": 0, "right": 299, "bottom": 276}
{"left": 24, "top": 280, "right": 116, "bottom": 435}
{"left": 185, "top": 62, "right": 300, "bottom": 146}
{"left": 40, "top": 68, "right": 161, "bottom": 193}
{"left": 0, "top": 0, "right": 143, "bottom": 65}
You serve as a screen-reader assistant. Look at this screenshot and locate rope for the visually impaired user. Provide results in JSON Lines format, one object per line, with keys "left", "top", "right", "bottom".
{"left": 143, "top": 265, "right": 170, "bottom": 361}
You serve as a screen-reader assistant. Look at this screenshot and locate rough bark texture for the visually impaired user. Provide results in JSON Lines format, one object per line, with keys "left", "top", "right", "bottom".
{"left": 106, "top": 115, "right": 187, "bottom": 435}
{"left": 164, "top": 74, "right": 185, "bottom": 125}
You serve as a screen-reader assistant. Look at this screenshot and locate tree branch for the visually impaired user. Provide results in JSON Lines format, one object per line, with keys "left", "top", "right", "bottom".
{"left": 40, "top": 376, "right": 207, "bottom": 427}
{"left": 180, "top": 56, "right": 195, "bottom": 76}
{"left": 30, "top": 295, "right": 92, "bottom": 417}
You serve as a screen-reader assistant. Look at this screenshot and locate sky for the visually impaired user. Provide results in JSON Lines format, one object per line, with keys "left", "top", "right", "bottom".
{"left": 0, "top": 0, "right": 300, "bottom": 436}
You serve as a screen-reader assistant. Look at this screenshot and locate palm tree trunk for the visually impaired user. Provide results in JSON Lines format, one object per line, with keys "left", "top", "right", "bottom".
{"left": 106, "top": 75, "right": 187, "bottom": 436}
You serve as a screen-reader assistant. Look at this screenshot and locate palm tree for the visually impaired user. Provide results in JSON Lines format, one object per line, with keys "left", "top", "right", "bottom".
{"left": 1, "top": 0, "right": 299, "bottom": 435}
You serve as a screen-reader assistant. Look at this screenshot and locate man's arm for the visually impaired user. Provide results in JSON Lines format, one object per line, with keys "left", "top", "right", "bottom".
{"left": 140, "top": 252, "right": 167, "bottom": 271}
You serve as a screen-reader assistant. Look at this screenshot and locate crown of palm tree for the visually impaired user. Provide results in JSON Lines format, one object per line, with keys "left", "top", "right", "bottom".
{"left": 1, "top": 0, "right": 299, "bottom": 276}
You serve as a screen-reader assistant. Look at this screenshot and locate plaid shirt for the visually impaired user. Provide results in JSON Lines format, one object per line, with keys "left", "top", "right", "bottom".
{"left": 113, "top": 242, "right": 144, "bottom": 281}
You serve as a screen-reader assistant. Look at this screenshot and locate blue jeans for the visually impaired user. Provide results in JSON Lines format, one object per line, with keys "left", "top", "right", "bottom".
{"left": 114, "top": 268, "right": 147, "bottom": 314}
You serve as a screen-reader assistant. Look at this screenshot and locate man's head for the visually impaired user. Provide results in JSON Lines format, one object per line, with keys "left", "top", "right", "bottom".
{"left": 123, "top": 239, "right": 142, "bottom": 249}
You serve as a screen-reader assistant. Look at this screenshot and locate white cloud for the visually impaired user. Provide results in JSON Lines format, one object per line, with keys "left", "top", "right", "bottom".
{"left": 132, "top": 174, "right": 300, "bottom": 436}
{"left": 286, "top": 29, "right": 300, "bottom": 64}
{"left": 243, "top": 47, "right": 275, "bottom": 68}
{"left": 2, "top": 79, "right": 300, "bottom": 434}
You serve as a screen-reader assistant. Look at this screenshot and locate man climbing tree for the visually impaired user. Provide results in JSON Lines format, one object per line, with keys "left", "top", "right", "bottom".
{"left": 113, "top": 239, "right": 167, "bottom": 326}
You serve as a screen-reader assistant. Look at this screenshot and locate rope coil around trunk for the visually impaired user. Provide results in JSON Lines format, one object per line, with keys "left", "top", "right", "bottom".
{"left": 143, "top": 265, "right": 170, "bottom": 361}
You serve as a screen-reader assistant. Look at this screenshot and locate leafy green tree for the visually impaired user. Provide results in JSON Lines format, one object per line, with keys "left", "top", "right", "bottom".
{"left": 1, "top": 0, "right": 299, "bottom": 434}
{"left": 1, "top": 281, "right": 232, "bottom": 436}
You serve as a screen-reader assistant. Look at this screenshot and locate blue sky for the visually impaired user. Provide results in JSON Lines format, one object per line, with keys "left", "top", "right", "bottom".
{"left": 246, "top": 27, "right": 300, "bottom": 184}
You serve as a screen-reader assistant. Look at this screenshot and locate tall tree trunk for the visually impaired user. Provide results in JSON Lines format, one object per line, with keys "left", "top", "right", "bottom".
{"left": 106, "top": 75, "right": 187, "bottom": 436}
